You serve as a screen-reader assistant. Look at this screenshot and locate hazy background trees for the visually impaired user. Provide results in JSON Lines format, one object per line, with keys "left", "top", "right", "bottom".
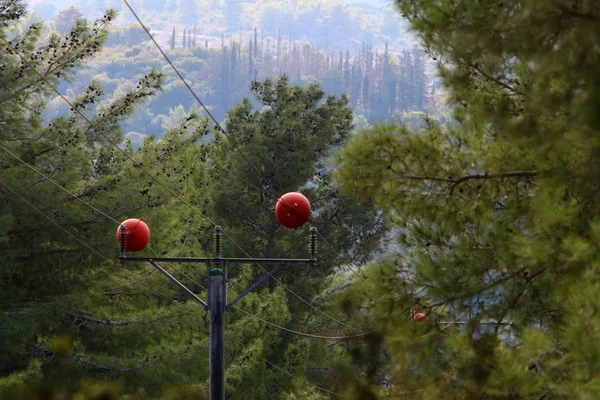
{"left": 29, "top": 0, "right": 432, "bottom": 141}
{"left": 1, "top": 2, "right": 383, "bottom": 398}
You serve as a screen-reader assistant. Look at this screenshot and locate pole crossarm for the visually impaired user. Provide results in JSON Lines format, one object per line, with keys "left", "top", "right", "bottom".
{"left": 149, "top": 261, "right": 209, "bottom": 310}
{"left": 120, "top": 226, "right": 318, "bottom": 399}
{"left": 121, "top": 257, "right": 316, "bottom": 265}
{"left": 226, "top": 266, "right": 281, "bottom": 310}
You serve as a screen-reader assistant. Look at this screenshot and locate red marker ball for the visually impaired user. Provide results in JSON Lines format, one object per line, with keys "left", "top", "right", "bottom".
{"left": 117, "top": 218, "right": 150, "bottom": 252}
{"left": 275, "top": 192, "right": 311, "bottom": 229}
{"left": 413, "top": 312, "right": 428, "bottom": 322}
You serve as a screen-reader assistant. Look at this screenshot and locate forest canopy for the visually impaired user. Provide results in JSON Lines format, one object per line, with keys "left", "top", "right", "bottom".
{"left": 334, "top": 0, "right": 600, "bottom": 398}
{"left": 2, "top": 0, "right": 600, "bottom": 399}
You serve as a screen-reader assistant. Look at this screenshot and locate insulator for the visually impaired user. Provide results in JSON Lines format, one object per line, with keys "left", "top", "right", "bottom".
{"left": 119, "top": 224, "right": 128, "bottom": 254}
{"left": 308, "top": 227, "right": 317, "bottom": 259}
{"left": 214, "top": 226, "right": 223, "bottom": 258}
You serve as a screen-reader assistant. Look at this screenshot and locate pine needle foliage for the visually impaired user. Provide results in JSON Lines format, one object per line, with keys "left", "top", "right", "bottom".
{"left": 334, "top": 0, "right": 600, "bottom": 398}
{"left": 1, "top": 3, "right": 385, "bottom": 398}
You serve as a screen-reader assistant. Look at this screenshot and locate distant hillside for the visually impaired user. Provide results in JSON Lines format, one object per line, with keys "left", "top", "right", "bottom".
{"left": 27, "top": 0, "right": 416, "bottom": 53}
{"left": 27, "top": 0, "right": 435, "bottom": 140}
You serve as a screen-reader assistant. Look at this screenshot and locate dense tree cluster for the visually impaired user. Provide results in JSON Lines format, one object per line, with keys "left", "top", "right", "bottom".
{"left": 0, "top": 3, "right": 383, "bottom": 398}
{"left": 62, "top": 24, "right": 431, "bottom": 138}
{"left": 36, "top": 0, "right": 428, "bottom": 137}
{"left": 4, "top": 0, "right": 594, "bottom": 398}
{"left": 335, "top": 0, "right": 600, "bottom": 398}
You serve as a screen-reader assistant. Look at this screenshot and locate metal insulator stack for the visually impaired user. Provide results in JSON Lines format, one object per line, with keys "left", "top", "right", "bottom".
{"left": 308, "top": 227, "right": 318, "bottom": 260}
{"left": 214, "top": 226, "right": 223, "bottom": 258}
{"left": 119, "top": 224, "right": 128, "bottom": 256}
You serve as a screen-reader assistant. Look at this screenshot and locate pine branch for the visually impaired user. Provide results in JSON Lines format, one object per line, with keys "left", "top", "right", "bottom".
{"left": 470, "top": 63, "right": 520, "bottom": 94}
{"left": 27, "top": 343, "right": 114, "bottom": 375}
{"left": 67, "top": 312, "right": 141, "bottom": 326}
{"left": 390, "top": 169, "right": 538, "bottom": 194}
{"left": 449, "top": 171, "right": 538, "bottom": 194}
{"left": 102, "top": 291, "right": 142, "bottom": 297}
{"left": 67, "top": 307, "right": 198, "bottom": 327}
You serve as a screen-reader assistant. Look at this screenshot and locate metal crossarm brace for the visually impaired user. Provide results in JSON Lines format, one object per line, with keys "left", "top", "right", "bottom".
{"left": 225, "top": 265, "right": 281, "bottom": 310}
{"left": 120, "top": 225, "right": 318, "bottom": 400}
{"left": 149, "top": 261, "right": 208, "bottom": 310}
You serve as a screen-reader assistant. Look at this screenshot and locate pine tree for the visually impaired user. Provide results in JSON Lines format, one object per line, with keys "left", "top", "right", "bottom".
{"left": 362, "top": 74, "right": 370, "bottom": 108}
{"left": 0, "top": 4, "right": 214, "bottom": 396}
{"left": 335, "top": 0, "right": 600, "bottom": 398}
{"left": 253, "top": 26, "right": 258, "bottom": 58}
{"left": 205, "top": 78, "right": 383, "bottom": 397}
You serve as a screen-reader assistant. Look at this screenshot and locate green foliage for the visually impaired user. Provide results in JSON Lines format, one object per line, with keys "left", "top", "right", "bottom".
{"left": 333, "top": 0, "right": 600, "bottom": 398}
{"left": 1, "top": 3, "right": 385, "bottom": 398}
{"left": 1, "top": 3, "right": 213, "bottom": 397}
{"left": 203, "top": 76, "right": 384, "bottom": 396}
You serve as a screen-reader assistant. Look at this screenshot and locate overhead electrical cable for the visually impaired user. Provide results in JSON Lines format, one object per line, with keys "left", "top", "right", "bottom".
{"left": 232, "top": 305, "right": 371, "bottom": 340}
{"left": 0, "top": 144, "right": 362, "bottom": 339}
{"left": 0, "top": 143, "right": 187, "bottom": 286}
{"left": 125, "top": 0, "right": 363, "bottom": 279}
{"left": 2, "top": 36, "right": 364, "bottom": 335}
{"left": 0, "top": 177, "right": 181, "bottom": 306}
{"left": 120, "top": 4, "right": 365, "bottom": 332}
{"left": 228, "top": 337, "right": 341, "bottom": 397}
{"left": 160, "top": 263, "right": 372, "bottom": 340}
{"left": 0, "top": 179, "right": 346, "bottom": 393}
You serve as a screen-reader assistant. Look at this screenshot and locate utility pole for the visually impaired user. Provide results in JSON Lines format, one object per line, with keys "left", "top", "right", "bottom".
{"left": 119, "top": 225, "right": 318, "bottom": 400}
{"left": 209, "top": 267, "right": 225, "bottom": 399}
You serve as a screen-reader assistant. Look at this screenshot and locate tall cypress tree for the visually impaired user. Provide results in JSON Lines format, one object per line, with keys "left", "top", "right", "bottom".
{"left": 170, "top": 27, "right": 176, "bottom": 49}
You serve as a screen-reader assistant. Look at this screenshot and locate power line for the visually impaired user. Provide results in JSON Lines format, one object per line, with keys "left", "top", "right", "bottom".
{"left": 122, "top": 0, "right": 274, "bottom": 190}
{"left": 0, "top": 144, "right": 120, "bottom": 224}
{"left": 0, "top": 143, "right": 187, "bottom": 287}
{"left": 0, "top": 176, "right": 347, "bottom": 392}
{"left": 4, "top": 12, "right": 366, "bottom": 331}
{"left": 164, "top": 263, "right": 371, "bottom": 340}
{"left": 0, "top": 36, "right": 222, "bottom": 230}
{"left": 1, "top": 142, "right": 361, "bottom": 339}
{"left": 0, "top": 177, "right": 176, "bottom": 305}
{"left": 2, "top": 35, "right": 363, "bottom": 335}
{"left": 229, "top": 337, "right": 341, "bottom": 397}
{"left": 0, "top": 145, "right": 364, "bottom": 339}
{"left": 308, "top": 222, "right": 362, "bottom": 277}
{"left": 232, "top": 305, "right": 371, "bottom": 340}
{"left": 120, "top": 4, "right": 365, "bottom": 333}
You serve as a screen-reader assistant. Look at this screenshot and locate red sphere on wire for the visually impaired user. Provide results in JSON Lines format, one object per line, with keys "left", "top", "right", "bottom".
{"left": 116, "top": 219, "right": 150, "bottom": 252}
{"left": 413, "top": 312, "right": 428, "bottom": 323}
{"left": 275, "top": 192, "right": 311, "bottom": 229}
